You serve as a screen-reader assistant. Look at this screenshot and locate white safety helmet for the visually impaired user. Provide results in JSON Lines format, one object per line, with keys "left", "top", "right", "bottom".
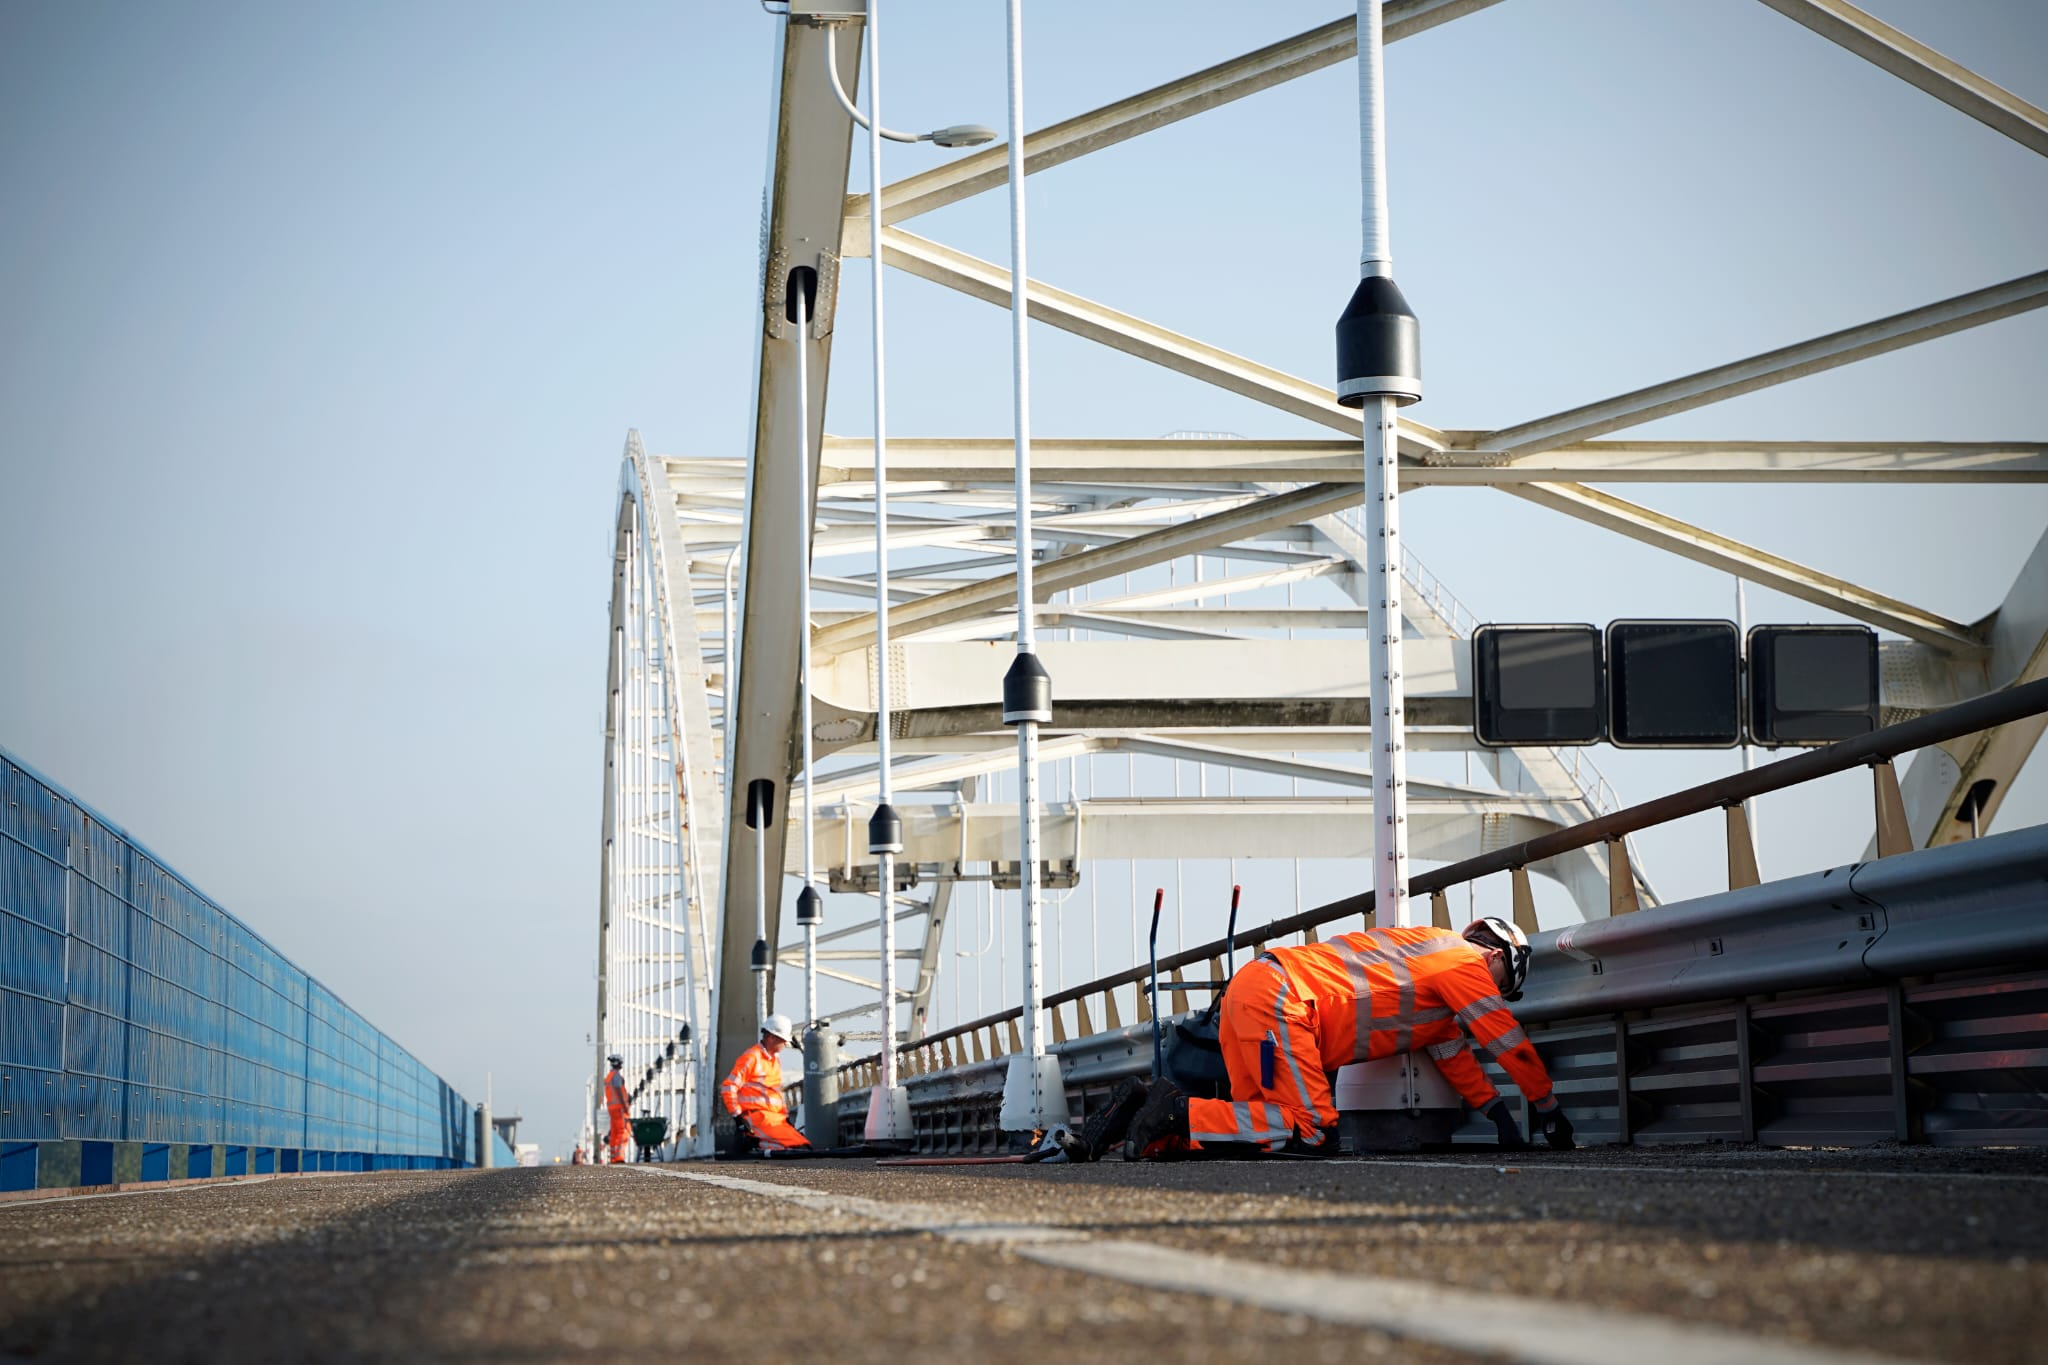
{"left": 1462, "top": 917, "right": 1532, "bottom": 1001}
{"left": 761, "top": 1013, "right": 798, "bottom": 1045}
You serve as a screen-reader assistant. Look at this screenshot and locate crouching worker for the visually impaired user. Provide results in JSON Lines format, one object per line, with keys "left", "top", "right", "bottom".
{"left": 1087, "top": 918, "right": 1574, "bottom": 1160}
{"left": 720, "top": 1013, "right": 812, "bottom": 1154}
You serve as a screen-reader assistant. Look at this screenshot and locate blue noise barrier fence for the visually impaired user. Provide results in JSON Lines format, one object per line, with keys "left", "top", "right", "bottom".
{"left": 1, "top": 746, "right": 488, "bottom": 1188}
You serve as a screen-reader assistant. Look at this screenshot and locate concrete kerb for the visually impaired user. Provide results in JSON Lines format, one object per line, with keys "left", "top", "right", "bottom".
{"left": 0, "top": 1166, "right": 413, "bottom": 1208}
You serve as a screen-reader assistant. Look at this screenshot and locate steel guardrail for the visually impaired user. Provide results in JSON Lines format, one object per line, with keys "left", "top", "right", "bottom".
{"left": 835, "top": 676, "right": 2048, "bottom": 1084}
{"left": 829, "top": 823, "right": 2048, "bottom": 1150}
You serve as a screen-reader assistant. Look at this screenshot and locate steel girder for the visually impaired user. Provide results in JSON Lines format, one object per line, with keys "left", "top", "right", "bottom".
{"left": 875, "top": 227, "right": 1432, "bottom": 450}
{"left": 1882, "top": 526, "right": 2048, "bottom": 855}
{"left": 781, "top": 796, "right": 1606, "bottom": 907}
{"left": 818, "top": 435, "right": 2048, "bottom": 485}
{"left": 710, "top": 14, "right": 863, "bottom": 1086}
{"left": 1471, "top": 271, "right": 2048, "bottom": 459}
{"left": 838, "top": 1, "right": 1509, "bottom": 251}
{"left": 873, "top": 226, "right": 2019, "bottom": 658}
{"left": 1755, "top": 0, "right": 2048, "bottom": 156}
{"left": 1503, "top": 483, "right": 1984, "bottom": 655}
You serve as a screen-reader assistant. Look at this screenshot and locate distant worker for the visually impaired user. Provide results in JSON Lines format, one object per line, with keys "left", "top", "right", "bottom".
{"left": 603, "top": 1055, "right": 631, "bottom": 1164}
{"left": 720, "top": 1014, "right": 812, "bottom": 1154}
{"left": 1094, "top": 918, "right": 1575, "bottom": 1159}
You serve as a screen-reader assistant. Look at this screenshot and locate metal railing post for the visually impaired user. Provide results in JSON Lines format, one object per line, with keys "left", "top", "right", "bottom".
{"left": 1725, "top": 803, "right": 1762, "bottom": 890}
{"left": 1873, "top": 760, "right": 1914, "bottom": 858}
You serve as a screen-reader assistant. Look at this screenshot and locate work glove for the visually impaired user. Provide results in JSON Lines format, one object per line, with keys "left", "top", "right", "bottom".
{"left": 1532, "top": 1098, "right": 1576, "bottom": 1151}
{"left": 1481, "top": 1097, "right": 1527, "bottom": 1150}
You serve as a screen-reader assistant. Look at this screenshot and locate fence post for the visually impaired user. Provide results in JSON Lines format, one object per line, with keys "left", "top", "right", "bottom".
{"left": 1873, "top": 760, "right": 1913, "bottom": 858}
{"left": 1725, "top": 803, "right": 1761, "bottom": 890}
{"left": 1607, "top": 838, "right": 1641, "bottom": 916}
{"left": 1510, "top": 866, "right": 1537, "bottom": 934}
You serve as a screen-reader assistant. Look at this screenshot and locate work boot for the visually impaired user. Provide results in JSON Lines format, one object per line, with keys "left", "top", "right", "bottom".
{"left": 1122, "top": 1079, "right": 1189, "bottom": 1160}
{"left": 1279, "top": 1128, "right": 1336, "bottom": 1158}
{"left": 1077, "top": 1077, "right": 1149, "bottom": 1162}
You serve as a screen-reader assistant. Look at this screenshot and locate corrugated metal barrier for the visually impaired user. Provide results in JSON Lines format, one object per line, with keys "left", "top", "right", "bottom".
{"left": 1, "top": 746, "right": 485, "bottom": 1190}
{"left": 826, "top": 825, "right": 2048, "bottom": 1154}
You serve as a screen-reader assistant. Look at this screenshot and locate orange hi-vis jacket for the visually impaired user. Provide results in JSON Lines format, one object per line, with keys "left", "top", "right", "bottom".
{"left": 1263, "top": 924, "right": 1554, "bottom": 1111}
{"left": 603, "top": 1068, "right": 631, "bottom": 1163}
{"left": 1183, "top": 926, "right": 1555, "bottom": 1153}
{"left": 720, "top": 1042, "right": 810, "bottom": 1150}
{"left": 720, "top": 1043, "right": 789, "bottom": 1120}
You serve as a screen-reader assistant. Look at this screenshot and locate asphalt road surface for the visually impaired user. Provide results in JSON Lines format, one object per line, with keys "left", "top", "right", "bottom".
{"left": 3, "top": 1146, "right": 2044, "bottom": 1364}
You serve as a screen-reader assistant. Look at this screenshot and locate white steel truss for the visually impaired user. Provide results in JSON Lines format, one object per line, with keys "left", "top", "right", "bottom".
{"left": 595, "top": 436, "right": 718, "bottom": 1156}
{"left": 600, "top": 2, "right": 2048, "bottom": 1095}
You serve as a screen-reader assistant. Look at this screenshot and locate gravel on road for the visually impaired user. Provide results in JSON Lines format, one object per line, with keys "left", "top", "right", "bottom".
{"left": 2, "top": 1145, "right": 2042, "bottom": 1364}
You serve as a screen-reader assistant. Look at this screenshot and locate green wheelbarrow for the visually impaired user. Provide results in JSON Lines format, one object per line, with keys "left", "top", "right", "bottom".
{"left": 630, "top": 1115, "right": 671, "bottom": 1163}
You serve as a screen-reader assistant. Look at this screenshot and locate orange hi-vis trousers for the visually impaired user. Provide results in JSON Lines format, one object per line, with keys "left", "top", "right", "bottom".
{"left": 1181, "top": 926, "right": 1559, "bottom": 1153}
{"left": 737, "top": 1107, "right": 810, "bottom": 1150}
{"left": 1184, "top": 957, "right": 1328, "bottom": 1152}
{"left": 604, "top": 1069, "right": 631, "bottom": 1163}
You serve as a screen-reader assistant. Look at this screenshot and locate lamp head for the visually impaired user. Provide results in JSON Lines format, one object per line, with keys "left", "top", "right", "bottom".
{"left": 926, "top": 124, "right": 996, "bottom": 148}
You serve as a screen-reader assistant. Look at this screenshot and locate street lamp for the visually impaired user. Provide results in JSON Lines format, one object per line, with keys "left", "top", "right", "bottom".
{"left": 1333, "top": 0, "right": 1423, "bottom": 929}
{"left": 820, "top": 24, "right": 994, "bottom": 147}
{"left": 992, "top": 0, "right": 1068, "bottom": 1144}
{"left": 775, "top": 0, "right": 992, "bottom": 1148}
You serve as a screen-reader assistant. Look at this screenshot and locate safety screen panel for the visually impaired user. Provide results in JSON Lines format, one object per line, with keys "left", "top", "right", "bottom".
{"left": 0, "top": 748, "right": 476, "bottom": 1163}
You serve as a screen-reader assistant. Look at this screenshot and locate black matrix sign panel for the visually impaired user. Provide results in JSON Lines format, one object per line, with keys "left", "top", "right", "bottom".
{"left": 1607, "top": 619, "right": 1740, "bottom": 748}
{"left": 1748, "top": 625, "right": 1880, "bottom": 745}
{"left": 1473, "top": 624, "right": 1604, "bottom": 746}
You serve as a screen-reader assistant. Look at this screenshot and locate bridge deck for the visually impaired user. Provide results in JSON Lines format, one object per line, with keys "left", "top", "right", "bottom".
{"left": 4, "top": 1151, "right": 2044, "bottom": 1363}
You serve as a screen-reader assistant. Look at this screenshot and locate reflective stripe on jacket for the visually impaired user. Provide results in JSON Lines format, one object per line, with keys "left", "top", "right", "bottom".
{"left": 604, "top": 1070, "right": 630, "bottom": 1116}
{"left": 1187, "top": 1099, "right": 1294, "bottom": 1147}
{"left": 1261, "top": 925, "right": 1553, "bottom": 1110}
{"left": 720, "top": 1043, "right": 789, "bottom": 1118}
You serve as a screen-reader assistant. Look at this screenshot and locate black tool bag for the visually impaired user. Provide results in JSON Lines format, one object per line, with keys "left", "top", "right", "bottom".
{"left": 1165, "top": 993, "right": 1231, "bottom": 1096}
{"left": 1162, "top": 884, "right": 1245, "bottom": 1098}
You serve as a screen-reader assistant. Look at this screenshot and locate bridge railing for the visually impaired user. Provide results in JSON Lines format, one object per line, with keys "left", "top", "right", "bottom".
{"left": 821, "top": 677, "right": 2048, "bottom": 1097}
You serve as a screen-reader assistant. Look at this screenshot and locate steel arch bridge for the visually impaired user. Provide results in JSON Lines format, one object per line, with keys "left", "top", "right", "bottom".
{"left": 593, "top": 0, "right": 2048, "bottom": 1153}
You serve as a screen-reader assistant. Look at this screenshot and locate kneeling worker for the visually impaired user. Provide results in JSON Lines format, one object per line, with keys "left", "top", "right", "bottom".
{"left": 720, "top": 1013, "right": 812, "bottom": 1153}
{"left": 1097, "top": 917, "right": 1574, "bottom": 1158}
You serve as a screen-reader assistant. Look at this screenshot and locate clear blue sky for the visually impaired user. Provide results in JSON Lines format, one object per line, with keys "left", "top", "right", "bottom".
{"left": 3, "top": 1, "right": 2043, "bottom": 1155}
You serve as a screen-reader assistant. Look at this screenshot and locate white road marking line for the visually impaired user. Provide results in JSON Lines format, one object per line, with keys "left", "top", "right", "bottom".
{"left": 641, "top": 1166, "right": 1918, "bottom": 1365}
{"left": 1342, "top": 1156, "right": 2048, "bottom": 1184}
